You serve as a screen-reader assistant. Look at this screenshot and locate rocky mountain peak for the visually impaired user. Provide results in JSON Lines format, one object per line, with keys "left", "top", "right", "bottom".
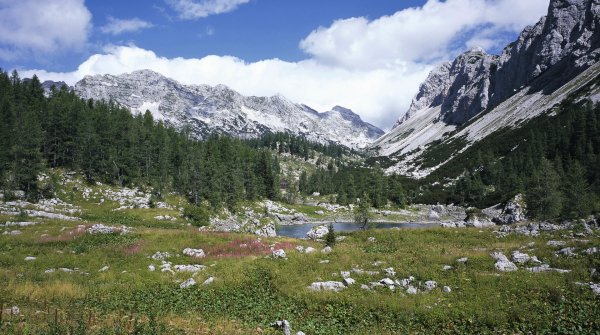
{"left": 394, "top": 0, "right": 600, "bottom": 129}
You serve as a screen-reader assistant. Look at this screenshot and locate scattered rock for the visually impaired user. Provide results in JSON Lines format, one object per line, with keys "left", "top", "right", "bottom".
{"left": 494, "top": 194, "right": 527, "bottom": 224}
{"left": 254, "top": 223, "right": 277, "bottom": 237}
{"left": 148, "top": 264, "right": 156, "bottom": 272}
{"left": 307, "top": 225, "right": 329, "bottom": 240}
{"left": 527, "top": 264, "right": 571, "bottom": 273}
{"left": 308, "top": 281, "right": 346, "bottom": 292}
{"left": 511, "top": 251, "right": 532, "bottom": 264}
{"left": 491, "top": 252, "right": 518, "bottom": 272}
{"left": 99, "top": 266, "right": 109, "bottom": 272}
{"left": 272, "top": 249, "right": 287, "bottom": 259}
{"left": 174, "top": 264, "right": 206, "bottom": 273}
{"left": 315, "top": 210, "right": 325, "bottom": 215}
{"left": 424, "top": 281, "right": 437, "bottom": 291}
{"left": 295, "top": 246, "right": 305, "bottom": 253}
{"left": 367, "top": 236, "right": 376, "bottom": 242}
{"left": 180, "top": 278, "right": 196, "bottom": 289}
{"left": 383, "top": 267, "right": 396, "bottom": 276}
{"left": 87, "top": 224, "right": 131, "bottom": 235}
{"left": 442, "top": 265, "right": 453, "bottom": 271}
{"left": 380, "top": 278, "right": 395, "bottom": 286}
{"left": 343, "top": 277, "right": 356, "bottom": 286}
{"left": 24, "top": 256, "right": 36, "bottom": 261}
{"left": 406, "top": 286, "right": 418, "bottom": 294}
{"left": 556, "top": 247, "right": 576, "bottom": 257}
{"left": 271, "top": 320, "right": 291, "bottom": 335}
{"left": 457, "top": 257, "right": 468, "bottom": 264}
{"left": 443, "top": 286, "right": 452, "bottom": 293}
{"left": 547, "top": 240, "right": 566, "bottom": 247}
{"left": 319, "top": 260, "right": 330, "bottom": 264}
{"left": 304, "top": 247, "right": 316, "bottom": 254}
{"left": 151, "top": 251, "right": 171, "bottom": 261}
{"left": 583, "top": 247, "right": 598, "bottom": 255}
{"left": 203, "top": 276, "right": 215, "bottom": 285}
{"left": 183, "top": 248, "right": 205, "bottom": 258}
{"left": 321, "top": 246, "right": 332, "bottom": 254}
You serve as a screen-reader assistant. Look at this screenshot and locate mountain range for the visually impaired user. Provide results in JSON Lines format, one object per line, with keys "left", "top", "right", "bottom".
{"left": 71, "top": 70, "right": 383, "bottom": 150}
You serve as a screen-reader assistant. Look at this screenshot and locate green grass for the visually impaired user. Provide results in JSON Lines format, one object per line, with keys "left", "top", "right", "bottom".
{"left": 1, "top": 213, "right": 599, "bottom": 334}
{"left": 1, "top": 176, "right": 599, "bottom": 333}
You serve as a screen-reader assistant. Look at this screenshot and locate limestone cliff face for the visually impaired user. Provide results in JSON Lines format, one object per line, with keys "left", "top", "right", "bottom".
{"left": 394, "top": 0, "right": 600, "bottom": 129}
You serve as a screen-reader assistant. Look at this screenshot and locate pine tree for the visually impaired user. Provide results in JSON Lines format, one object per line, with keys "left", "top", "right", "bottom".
{"left": 561, "top": 162, "right": 593, "bottom": 219}
{"left": 526, "top": 158, "right": 563, "bottom": 221}
{"left": 354, "top": 193, "right": 372, "bottom": 229}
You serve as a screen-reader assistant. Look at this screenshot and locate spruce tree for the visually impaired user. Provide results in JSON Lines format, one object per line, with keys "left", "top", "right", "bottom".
{"left": 526, "top": 158, "right": 563, "bottom": 221}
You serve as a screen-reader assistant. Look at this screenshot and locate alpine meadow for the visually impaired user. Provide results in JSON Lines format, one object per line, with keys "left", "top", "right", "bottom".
{"left": 1, "top": 0, "right": 600, "bottom": 334}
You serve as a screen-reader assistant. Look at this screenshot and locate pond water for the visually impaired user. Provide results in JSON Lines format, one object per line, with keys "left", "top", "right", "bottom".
{"left": 276, "top": 222, "right": 436, "bottom": 239}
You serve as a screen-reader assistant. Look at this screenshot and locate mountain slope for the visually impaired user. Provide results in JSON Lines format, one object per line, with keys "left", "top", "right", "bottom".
{"left": 74, "top": 70, "right": 383, "bottom": 149}
{"left": 372, "top": 0, "right": 600, "bottom": 177}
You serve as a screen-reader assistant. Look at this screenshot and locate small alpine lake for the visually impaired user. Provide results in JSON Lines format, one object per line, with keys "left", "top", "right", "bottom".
{"left": 276, "top": 221, "right": 437, "bottom": 238}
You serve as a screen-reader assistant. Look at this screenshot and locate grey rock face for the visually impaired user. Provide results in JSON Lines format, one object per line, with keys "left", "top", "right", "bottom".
{"left": 493, "top": 0, "right": 600, "bottom": 105}
{"left": 74, "top": 70, "right": 383, "bottom": 149}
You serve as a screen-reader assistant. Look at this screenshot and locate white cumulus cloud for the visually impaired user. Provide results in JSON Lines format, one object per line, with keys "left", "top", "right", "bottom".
{"left": 166, "top": 0, "right": 251, "bottom": 20}
{"left": 299, "top": 0, "right": 549, "bottom": 70}
{"left": 100, "top": 17, "right": 154, "bottom": 35}
{"left": 0, "top": 0, "right": 92, "bottom": 59}
{"left": 19, "top": 0, "right": 550, "bottom": 129}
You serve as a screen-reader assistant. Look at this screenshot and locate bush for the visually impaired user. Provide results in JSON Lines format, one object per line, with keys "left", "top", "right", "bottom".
{"left": 325, "top": 223, "right": 336, "bottom": 247}
{"left": 184, "top": 204, "right": 210, "bottom": 227}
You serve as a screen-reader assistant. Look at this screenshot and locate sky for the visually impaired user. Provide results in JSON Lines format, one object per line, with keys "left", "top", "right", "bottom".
{"left": 0, "top": 0, "right": 550, "bottom": 129}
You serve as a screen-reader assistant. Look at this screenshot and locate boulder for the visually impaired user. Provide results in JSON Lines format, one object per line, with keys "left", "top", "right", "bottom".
{"left": 148, "top": 264, "right": 156, "bottom": 272}
{"left": 556, "top": 247, "right": 576, "bottom": 257}
{"left": 494, "top": 194, "right": 527, "bottom": 224}
{"left": 424, "top": 280, "right": 437, "bottom": 291}
{"left": 367, "top": 236, "right": 376, "bottom": 242}
{"left": 307, "top": 225, "right": 329, "bottom": 240}
{"left": 174, "top": 264, "right": 206, "bottom": 273}
{"left": 203, "top": 276, "right": 215, "bottom": 285}
{"left": 272, "top": 249, "right": 287, "bottom": 259}
{"left": 547, "top": 240, "right": 566, "bottom": 247}
{"left": 443, "top": 286, "right": 452, "bottom": 293}
{"left": 99, "top": 266, "right": 109, "bottom": 272}
{"left": 183, "top": 248, "right": 205, "bottom": 258}
{"left": 307, "top": 281, "right": 346, "bottom": 292}
{"left": 271, "top": 320, "right": 291, "bottom": 335}
{"left": 511, "top": 251, "right": 531, "bottom": 264}
{"left": 457, "top": 257, "right": 468, "bottom": 264}
{"left": 406, "top": 286, "right": 418, "bottom": 294}
{"left": 179, "top": 278, "right": 196, "bottom": 289}
{"left": 465, "top": 214, "right": 495, "bottom": 228}
{"left": 343, "top": 277, "right": 356, "bottom": 286}
{"left": 304, "top": 247, "right": 316, "bottom": 254}
{"left": 24, "top": 256, "right": 36, "bottom": 261}
{"left": 526, "top": 264, "right": 571, "bottom": 273}
{"left": 321, "top": 246, "right": 333, "bottom": 254}
{"left": 491, "top": 252, "right": 518, "bottom": 272}
{"left": 254, "top": 223, "right": 277, "bottom": 237}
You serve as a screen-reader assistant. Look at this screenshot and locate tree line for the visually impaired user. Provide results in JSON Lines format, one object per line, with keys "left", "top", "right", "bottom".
{"left": 0, "top": 70, "right": 280, "bottom": 210}
{"left": 416, "top": 100, "right": 600, "bottom": 220}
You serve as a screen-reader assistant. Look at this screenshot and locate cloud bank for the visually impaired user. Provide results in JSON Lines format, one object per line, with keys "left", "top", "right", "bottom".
{"left": 19, "top": 0, "right": 550, "bottom": 129}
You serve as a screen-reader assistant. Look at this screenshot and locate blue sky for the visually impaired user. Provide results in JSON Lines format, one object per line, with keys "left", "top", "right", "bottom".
{"left": 0, "top": 0, "right": 550, "bottom": 128}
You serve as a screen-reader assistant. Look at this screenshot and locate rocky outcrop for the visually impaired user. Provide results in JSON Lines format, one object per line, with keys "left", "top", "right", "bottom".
{"left": 306, "top": 225, "right": 329, "bottom": 239}
{"left": 494, "top": 194, "right": 527, "bottom": 225}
